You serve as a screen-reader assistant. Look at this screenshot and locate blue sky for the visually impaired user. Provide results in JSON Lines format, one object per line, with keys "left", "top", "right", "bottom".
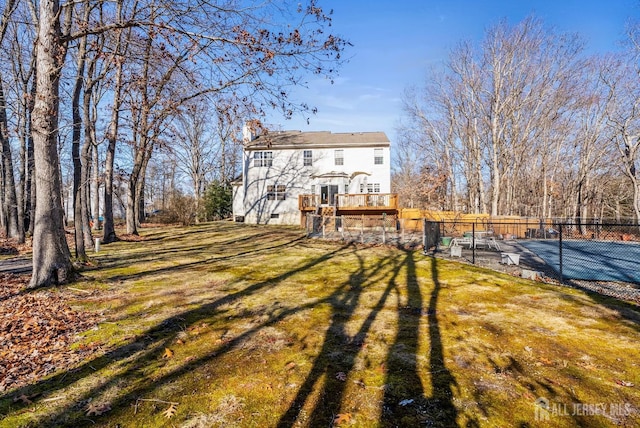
{"left": 268, "top": 0, "right": 640, "bottom": 143}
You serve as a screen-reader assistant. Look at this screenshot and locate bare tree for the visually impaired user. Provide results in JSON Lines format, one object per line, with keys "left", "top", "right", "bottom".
{"left": 5, "top": 0, "right": 39, "bottom": 242}
{"left": 24, "top": 0, "right": 345, "bottom": 287}
{"left": 102, "top": 0, "right": 127, "bottom": 244}
{"left": 29, "top": 0, "right": 74, "bottom": 287}
{"left": 398, "top": 16, "right": 591, "bottom": 219}
{"left": 0, "top": 0, "right": 19, "bottom": 239}
{"left": 169, "top": 101, "right": 215, "bottom": 220}
{"left": 601, "top": 52, "right": 640, "bottom": 222}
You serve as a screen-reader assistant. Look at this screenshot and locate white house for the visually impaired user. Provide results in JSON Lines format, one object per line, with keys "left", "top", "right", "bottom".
{"left": 232, "top": 127, "right": 393, "bottom": 225}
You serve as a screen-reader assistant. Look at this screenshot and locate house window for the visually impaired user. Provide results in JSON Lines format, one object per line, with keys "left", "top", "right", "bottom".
{"left": 303, "top": 150, "right": 313, "bottom": 166}
{"left": 267, "top": 184, "right": 286, "bottom": 200}
{"left": 374, "top": 148, "right": 383, "bottom": 165}
{"left": 254, "top": 151, "right": 273, "bottom": 167}
{"left": 363, "top": 183, "right": 380, "bottom": 193}
{"left": 334, "top": 149, "right": 344, "bottom": 166}
{"left": 270, "top": 213, "right": 280, "bottom": 219}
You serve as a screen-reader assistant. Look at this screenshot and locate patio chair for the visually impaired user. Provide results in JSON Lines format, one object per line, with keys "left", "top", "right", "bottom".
{"left": 452, "top": 237, "right": 473, "bottom": 248}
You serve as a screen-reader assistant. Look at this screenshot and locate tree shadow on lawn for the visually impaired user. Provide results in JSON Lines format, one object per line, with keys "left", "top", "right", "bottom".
{"left": 97, "top": 233, "right": 307, "bottom": 283}
{"left": 1, "top": 242, "right": 469, "bottom": 426}
{"left": 377, "top": 254, "right": 461, "bottom": 426}
{"left": 0, "top": 239, "right": 357, "bottom": 425}
{"left": 277, "top": 250, "right": 462, "bottom": 426}
{"left": 95, "top": 227, "right": 304, "bottom": 278}
{"left": 276, "top": 247, "right": 396, "bottom": 426}
{"left": 126, "top": 221, "right": 245, "bottom": 242}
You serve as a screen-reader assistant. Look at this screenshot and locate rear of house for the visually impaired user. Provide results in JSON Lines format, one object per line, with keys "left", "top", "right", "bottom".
{"left": 232, "top": 127, "right": 392, "bottom": 225}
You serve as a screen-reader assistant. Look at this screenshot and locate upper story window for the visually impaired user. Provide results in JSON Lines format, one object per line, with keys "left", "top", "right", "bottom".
{"left": 334, "top": 149, "right": 344, "bottom": 166}
{"left": 254, "top": 151, "right": 273, "bottom": 167}
{"left": 374, "top": 148, "right": 383, "bottom": 165}
{"left": 303, "top": 150, "right": 313, "bottom": 166}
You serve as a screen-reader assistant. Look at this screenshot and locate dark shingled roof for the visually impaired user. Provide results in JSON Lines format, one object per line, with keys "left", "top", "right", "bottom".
{"left": 244, "top": 130, "right": 390, "bottom": 150}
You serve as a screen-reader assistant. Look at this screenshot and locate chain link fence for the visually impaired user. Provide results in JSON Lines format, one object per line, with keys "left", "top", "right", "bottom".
{"left": 429, "top": 219, "right": 640, "bottom": 288}
{"left": 305, "top": 214, "right": 640, "bottom": 288}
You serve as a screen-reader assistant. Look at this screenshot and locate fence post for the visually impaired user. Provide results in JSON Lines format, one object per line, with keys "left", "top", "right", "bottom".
{"left": 322, "top": 217, "right": 326, "bottom": 238}
{"left": 306, "top": 214, "right": 310, "bottom": 237}
{"left": 341, "top": 215, "right": 345, "bottom": 240}
{"left": 361, "top": 214, "right": 365, "bottom": 244}
{"left": 559, "top": 223, "right": 563, "bottom": 283}
{"left": 472, "top": 222, "right": 476, "bottom": 264}
{"left": 422, "top": 218, "right": 427, "bottom": 254}
{"left": 382, "top": 214, "right": 386, "bottom": 245}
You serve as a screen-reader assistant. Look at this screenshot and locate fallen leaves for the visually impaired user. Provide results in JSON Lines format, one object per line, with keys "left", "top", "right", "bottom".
{"left": 334, "top": 412, "right": 352, "bottom": 425}
{"left": 538, "top": 357, "right": 553, "bottom": 366}
{"left": 285, "top": 361, "right": 297, "bottom": 371}
{"left": 13, "top": 393, "right": 34, "bottom": 405}
{"left": 0, "top": 274, "right": 103, "bottom": 392}
{"left": 163, "top": 402, "right": 178, "bottom": 418}
{"left": 615, "top": 379, "right": 635, "bottom": 387}
{"left": 0, "top": 237, "right": 30, "bottom": 255}
{"left": 86, "top": 402, "right": 111, "bottom": 417}
{"left": 134, "top": 398, "right": 179, "bottom": 419}
{"left": 162, "top": 347, "right": 174, "bottom": 359}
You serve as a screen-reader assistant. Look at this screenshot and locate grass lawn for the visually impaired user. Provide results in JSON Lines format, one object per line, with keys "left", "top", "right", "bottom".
{"left": 1, "top": 221, "right": 639, "bottom": 427}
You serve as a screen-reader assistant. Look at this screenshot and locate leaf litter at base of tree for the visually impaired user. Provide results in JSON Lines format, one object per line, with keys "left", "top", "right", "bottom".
{"left": 0, "top": 273, "right": 104, "bottom": 393}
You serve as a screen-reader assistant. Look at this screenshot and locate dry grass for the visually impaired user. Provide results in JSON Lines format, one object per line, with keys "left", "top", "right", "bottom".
{"left": 0, "top": 221, "right": 639, "bottom": 427}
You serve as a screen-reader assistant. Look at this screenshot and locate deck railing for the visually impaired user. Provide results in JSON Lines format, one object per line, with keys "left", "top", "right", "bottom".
{"left": 298, "top": 193, "right": 398, "bottom": 211}
{"left": 298, "top": 194, "right": 321, "bottom": 210}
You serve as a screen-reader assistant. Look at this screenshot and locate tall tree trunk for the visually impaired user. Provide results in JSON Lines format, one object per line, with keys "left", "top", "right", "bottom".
{"left": 102, "top": 82, "right": 121, "bottom": 241}
{"left": 126, "top": 138, "right": 148, "bottom": 235}
{"left": 126, "top": 177, "right": 137, "bottom": 234}
{"left": 24, "top": 74, "right": 37, "bottom": 237}
{"left": 72, "top": 57, "right": 87, "bottom": 259}
{"left": 0, "top": 148, "right": 5, "bottom": 234}
{"left": 102, "top": 0, "right": 124, "bottom": 243}
{"left": 0, "top": 0, "right": 17, "bottom": 237}
{"left": 0, "top": 77, "right": 19, "bottom": 238}
{"left": 136, "top": 152, "right": 152, "bottom": 226}
{"left": 81, "top": 81, "right": 95, "bottom": 250}
{"left": 29, "top": 0, "right": 73, "bottom": 288}
{"left": 137, "top": 174, "right": 145, "bottom": 225}
{"left": 71, "top": 0, "right": 90, "bottom": 260}
{"left": 16, "top": 127, "right": 26, "bottom": 243}
{"left": 92, "top": 144, "right": 99, "bottom": 230}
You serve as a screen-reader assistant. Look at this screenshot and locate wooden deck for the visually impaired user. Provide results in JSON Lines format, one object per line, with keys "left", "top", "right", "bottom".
{"left": 299, "top": 193, "right": 398, "bottom": 213}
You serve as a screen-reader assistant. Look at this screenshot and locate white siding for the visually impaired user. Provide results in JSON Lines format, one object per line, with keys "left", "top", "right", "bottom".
{"left": 234, "top": 137, "right": 391, "bottom": 225}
